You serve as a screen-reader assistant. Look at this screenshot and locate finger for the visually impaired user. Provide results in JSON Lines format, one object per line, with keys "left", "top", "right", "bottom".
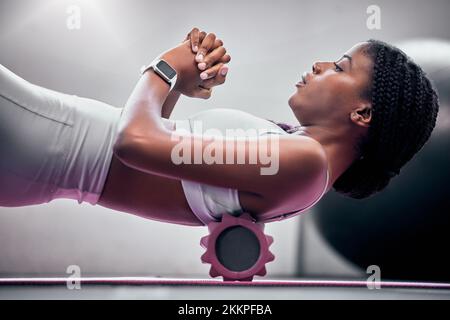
{"left": 196, "top": 33, "right": 216, "bottom": 63}
{"left": 199, "top": 62, "right": 225, "bottom": 80}
{"left": 219, "top": 54, "right": 231, "bottom": 64}
{"left": 195, "top": 86, "right": 213, "bottom": 100}
{"left": 183, "top": 32, "right": 190, "bottom": 42}
{"left": 198, "top": 52, "right": 231, "bottom": 72}
{"left": 183, "top": 27, "right": 198, "bottom": 43}
{"left": 198, "top": 46, "right": 227, "bottom": 70}
{"left": 213, "top": 38, "right": 224, "bottom": 49}
{"left": 200, "top": 66, "right": 228, "bottom": 88}
{"left": 183, "top": 28, "right": 194, "bottom": 42}
{"left": 199, "top": 31, "right": 207, "bottom": 42}
{"left": 190, "top": 27, "right": 200, "bottom": 53}
{"left": 191, "top": 31, "right": 207, "bottom": 49}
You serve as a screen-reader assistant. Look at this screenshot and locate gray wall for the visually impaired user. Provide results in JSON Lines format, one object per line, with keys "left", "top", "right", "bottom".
{"left": 1, "top": 0, "right": 449, "bottom": 278}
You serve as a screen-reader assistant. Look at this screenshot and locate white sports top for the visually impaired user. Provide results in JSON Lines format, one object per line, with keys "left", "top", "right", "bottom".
{"left": 174, "top": 108, "right": 329, "bottom": 225}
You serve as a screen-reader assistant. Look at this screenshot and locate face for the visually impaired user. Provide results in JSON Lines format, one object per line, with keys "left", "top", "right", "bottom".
{"left": 288, "top": 42, "right": 374, "bottom": 128}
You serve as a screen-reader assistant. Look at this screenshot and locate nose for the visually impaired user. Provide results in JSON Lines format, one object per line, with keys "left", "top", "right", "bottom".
{"left": 312, "top": 61, "right": 322, "bottom": 74}
{"left": 312, "top": 61, "right": 333, "bottom": 74}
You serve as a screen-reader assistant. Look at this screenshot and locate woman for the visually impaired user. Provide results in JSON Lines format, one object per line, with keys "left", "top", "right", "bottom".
{"left": 0, "top": 28, "right": 439, "bottom": 227}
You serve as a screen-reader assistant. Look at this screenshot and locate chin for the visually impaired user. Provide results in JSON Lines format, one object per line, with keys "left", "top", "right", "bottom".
{"left": 288, "top": 98, "right": 309, "bottom": 124}
{"left": 288, "top": 94, "right": 297, "bottom": 109}
{"left": 288, "top": 94, "right": 302, "bottom": 112}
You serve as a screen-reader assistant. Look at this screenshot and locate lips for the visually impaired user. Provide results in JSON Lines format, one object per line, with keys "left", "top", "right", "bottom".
{"left": 295, "top": 71, "right": 308, "bottom": 87}
{"left": 301, "top": 71, "right": 308, "bottom": 84}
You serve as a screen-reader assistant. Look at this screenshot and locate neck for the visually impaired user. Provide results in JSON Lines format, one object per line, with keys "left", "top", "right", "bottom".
{"left": 294, "top": 124, "right": 360, "bottom": 189}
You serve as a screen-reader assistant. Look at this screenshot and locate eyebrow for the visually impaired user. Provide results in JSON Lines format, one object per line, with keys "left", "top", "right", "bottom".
{"left": 337, "top": 54, "right": 352, "bottom": 69}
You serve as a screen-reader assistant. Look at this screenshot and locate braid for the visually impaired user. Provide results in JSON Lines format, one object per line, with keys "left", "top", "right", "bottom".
{"left": 396, "top": 64, "right": 413, "bottom": 165}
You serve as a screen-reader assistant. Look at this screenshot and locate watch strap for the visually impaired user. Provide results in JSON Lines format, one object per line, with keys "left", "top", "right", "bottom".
{"left": 140, "top": 58, "right": 177, "bottom": 91}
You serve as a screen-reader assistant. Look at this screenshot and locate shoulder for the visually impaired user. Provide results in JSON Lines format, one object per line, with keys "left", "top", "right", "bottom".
{"left": 279, "top": 135, "right": 328, "bottom": 176}
{"left": 251, "top": 135, "right": 328, "bottom": 218}
{"left": 300, "top": 137, "right": 328, "bottom": 170}
{"left": 258, "top": 135, "right": 328, "bottom": 197}
{"left": 271, "top": 135, "right": 328, "bottom": 199}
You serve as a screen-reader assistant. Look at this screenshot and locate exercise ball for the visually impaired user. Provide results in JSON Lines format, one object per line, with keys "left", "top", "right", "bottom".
{"left": 312, "top": 39, "right": 450, "bottom": 282}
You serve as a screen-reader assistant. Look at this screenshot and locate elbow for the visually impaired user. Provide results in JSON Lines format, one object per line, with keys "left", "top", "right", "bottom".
{"left": 113, "top": 131, "right": 144, "bottom": 166}
{"left": 113, "top": 125, "right": 169, "bottom": 169}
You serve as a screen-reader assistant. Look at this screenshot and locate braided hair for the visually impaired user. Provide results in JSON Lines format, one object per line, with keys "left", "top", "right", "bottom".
{"left": 271, "top": 39, "right": 440, "bottom": 199}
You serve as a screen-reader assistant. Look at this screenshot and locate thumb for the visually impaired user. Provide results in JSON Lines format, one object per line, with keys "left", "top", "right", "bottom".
{"left": 196, "top": 86, "right": 212, "bottom": 99}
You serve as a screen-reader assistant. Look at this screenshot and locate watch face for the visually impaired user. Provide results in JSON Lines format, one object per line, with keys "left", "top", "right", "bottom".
{"left": 156, "top": 60, "right": 176, "bottom": 79}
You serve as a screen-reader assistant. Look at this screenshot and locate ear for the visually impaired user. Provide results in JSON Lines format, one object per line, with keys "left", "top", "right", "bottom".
{"left": 350, "top": 103, "right": 372, "bottom": 128}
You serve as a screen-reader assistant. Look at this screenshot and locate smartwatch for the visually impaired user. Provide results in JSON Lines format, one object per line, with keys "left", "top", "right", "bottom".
{"left": 140, "top": 58, "right": 178, "bottom": 91}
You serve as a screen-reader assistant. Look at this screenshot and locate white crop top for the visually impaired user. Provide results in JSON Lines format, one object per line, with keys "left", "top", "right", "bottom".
{"left": 174, "top": 108, "right": 329, "bottom": 225}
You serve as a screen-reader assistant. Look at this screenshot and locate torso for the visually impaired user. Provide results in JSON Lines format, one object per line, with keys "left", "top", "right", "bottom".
{"left": 97, "top": 154, "right": 202, "bottom": 225}
{"left": 98, "top": 154, "right": 268, "bottom": 226}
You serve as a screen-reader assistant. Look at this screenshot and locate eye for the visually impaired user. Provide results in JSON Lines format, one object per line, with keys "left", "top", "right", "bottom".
{"left": 334, "top": 62, "right": 343, "bottom": 72}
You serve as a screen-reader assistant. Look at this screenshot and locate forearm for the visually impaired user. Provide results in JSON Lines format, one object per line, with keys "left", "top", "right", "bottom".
{"left": 116, "top": 69, "right": 171, "bottom": 146}
{"left": 161, "top": 90, "right": 181, "bottom": 119}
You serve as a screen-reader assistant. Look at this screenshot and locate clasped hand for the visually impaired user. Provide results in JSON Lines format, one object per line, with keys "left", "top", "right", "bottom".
{"left": 158, "top": 27, "right": 231, "bottom": 99}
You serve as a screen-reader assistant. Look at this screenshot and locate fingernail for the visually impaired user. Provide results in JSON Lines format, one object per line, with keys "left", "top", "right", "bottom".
{"left": 193, "top": 46, "right": 198, "bottom": 52}
{"left": 220, "top": 68, "right": 228, "bottom": 76}
{"left": 198, "top": 62, "right": 206, "bottom": 70}
{"left": 196, "top": 54, "right": 204, "bottom": 62}
{"left": 200, "top": 72, "right": 208, "bottom": 80}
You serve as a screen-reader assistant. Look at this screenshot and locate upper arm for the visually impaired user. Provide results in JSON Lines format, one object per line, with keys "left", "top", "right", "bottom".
{"left": 249, "top": 138, "right": 328, "bottom": 218}
{"left": 113, "top": 127, "right": 328, "bottom": 201}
